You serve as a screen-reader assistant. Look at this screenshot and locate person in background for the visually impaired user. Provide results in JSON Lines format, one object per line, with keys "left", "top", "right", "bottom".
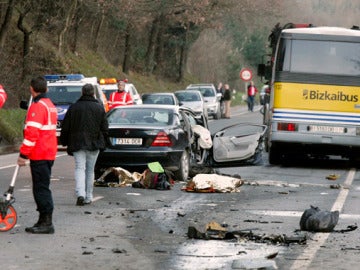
{"left": 247, "top": 81, "right": 258, "bottom": 112}
{"left": 217, "top": 82, "right": 225, "bottom": 117}
{"left": 223, "top": 83, "right": 232, "bottom": 119}
{"left": 17, "top": 76, "right": 58, "bottom": 234}
{"left": 216, "top": 82, "right": 224, "bottom": 95}
{"left": 60, "top": 83, "right": 109, "bottom": 206}
{"left": 108, "top": 80, "right": 133, "bottom": 109}
{"left": 0, "top": 84, "right": 7, "bottom": 108}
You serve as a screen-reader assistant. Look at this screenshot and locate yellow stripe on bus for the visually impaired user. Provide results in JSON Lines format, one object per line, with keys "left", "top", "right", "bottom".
{"left": 274, "top": 82, "right": 360, "bottom": 112}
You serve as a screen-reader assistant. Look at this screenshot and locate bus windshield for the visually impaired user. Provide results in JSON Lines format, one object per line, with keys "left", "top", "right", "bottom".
{"left": 276, "top": 39, "right": 360, "bottom": 76}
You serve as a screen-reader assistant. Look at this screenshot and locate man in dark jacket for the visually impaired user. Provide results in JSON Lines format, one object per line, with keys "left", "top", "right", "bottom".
{"left": 60, "top": 84, "right": 109, "bottom": 206}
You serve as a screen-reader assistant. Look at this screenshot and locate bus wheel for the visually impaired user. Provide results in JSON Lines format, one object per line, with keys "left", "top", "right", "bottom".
{"left": 269, "top": 145, "right": 282, "bottom": 165}
{"left": 349, "top": 155, "right": 360, "bottom": 167}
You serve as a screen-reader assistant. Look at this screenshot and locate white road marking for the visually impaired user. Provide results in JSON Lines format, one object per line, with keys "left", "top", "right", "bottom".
{"left": 92, "top": 196, "right": 103, "bottom": 202}
{"left": 126, "top": 193, "right": 141, "bottom": 196}
{"left": 289, "top": 168, "right": 356, "bottom": 270}
{"left": 247, "top": 210, "right": 360, "bottom": 220}
{"left": 17, "top": 188, "right": 31, "bottom": 192}
{"left": 0, "top": 153, "right": 67, "bottom": 170}
{"left": 0, "top": 164, "right": 16, "bottom": 170}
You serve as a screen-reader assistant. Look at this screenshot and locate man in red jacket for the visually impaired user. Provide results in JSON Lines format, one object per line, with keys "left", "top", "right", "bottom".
{"left": 0, "top": 84, "right": 7, "bottom": 108}
{"left": 17, "top": 76, "right": 58, "bottom": 234}
{"left": 108, "top": 80, "right": 133, "bottom": 109}
{"left": 247, "top": 81, "right": 258, "bottom": 112}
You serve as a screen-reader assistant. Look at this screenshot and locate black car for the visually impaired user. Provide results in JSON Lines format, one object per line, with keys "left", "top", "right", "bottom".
{"left": 95, "top": 105, "right": 209, "bottom": 182}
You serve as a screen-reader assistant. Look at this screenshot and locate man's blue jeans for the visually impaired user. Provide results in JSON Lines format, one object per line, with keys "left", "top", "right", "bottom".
{"left": 73, "top": 150, "right": 100, "bottom": 203}
{"left": 247, "top": 96, "right": 255, "bottom": 111}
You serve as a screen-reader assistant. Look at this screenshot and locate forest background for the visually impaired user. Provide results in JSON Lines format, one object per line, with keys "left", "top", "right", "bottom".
{"left": 0, "top": 0, "right": 359, "bottom": 144}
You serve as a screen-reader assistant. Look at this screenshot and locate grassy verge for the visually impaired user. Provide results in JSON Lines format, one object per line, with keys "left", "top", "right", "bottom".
{"left": 0, "top": 109, "right": 26, "bottom": 144}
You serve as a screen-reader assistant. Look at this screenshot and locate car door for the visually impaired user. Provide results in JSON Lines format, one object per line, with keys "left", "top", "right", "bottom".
{"left": 127, "top": 84, "right": 142, "bottom": 104}
{"left": 211, "top": 123, "right": 267, "bottom": 166}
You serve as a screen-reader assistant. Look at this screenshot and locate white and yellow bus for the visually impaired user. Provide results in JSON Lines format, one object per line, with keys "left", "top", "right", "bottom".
{"left": 260, "top": 25, "right": 360, "bottom": 164}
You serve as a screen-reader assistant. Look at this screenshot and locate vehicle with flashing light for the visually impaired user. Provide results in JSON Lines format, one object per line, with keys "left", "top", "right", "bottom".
{"left": 258, "top": 23, "right": 360, "bottom": 164}
{"left": 20, "top": 74, "right": 109, "bottom": 145}
{"left": 99, "top": 78, "right": 142, "bottom": 105}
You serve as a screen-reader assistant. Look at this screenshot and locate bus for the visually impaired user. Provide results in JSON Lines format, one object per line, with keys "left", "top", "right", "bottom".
{"left": 258, "top": 25, "right": 360, "bottom": 164}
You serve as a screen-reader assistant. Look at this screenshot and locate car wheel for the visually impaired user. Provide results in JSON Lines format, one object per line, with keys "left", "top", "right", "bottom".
{"left": 174, "top": 150, "right": 190, "bottom": 182}
{"left": 214, "top": 105, "right": 221, "bottom": 119}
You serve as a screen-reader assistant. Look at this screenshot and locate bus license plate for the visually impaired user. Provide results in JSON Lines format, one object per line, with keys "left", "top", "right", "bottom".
{"left": 115, "top": 138, "right": 142, "bottom": 145}
{"left": 309, "top": 125, "right": 344, "bottom": 133}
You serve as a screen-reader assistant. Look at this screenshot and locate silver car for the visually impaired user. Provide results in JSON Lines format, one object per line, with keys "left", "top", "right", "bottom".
{"left": 186, "top": 84, "right": 222, "bottom": 119}
{"left": 175, "top": 90, "right": 208, "bottom": 119}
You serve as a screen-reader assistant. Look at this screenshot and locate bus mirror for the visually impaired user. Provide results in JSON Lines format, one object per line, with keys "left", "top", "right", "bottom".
{"left": 257, "top": 64, "right": 265, "bottom": 76}
{"left": 258, "top": 64, "right": 272, "bottom": 80}
{"left": 264, "top": 65, "right": 272, "bottom": 80}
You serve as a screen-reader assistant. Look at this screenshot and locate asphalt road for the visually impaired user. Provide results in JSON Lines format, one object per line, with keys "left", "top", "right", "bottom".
{"left": 1, "top": 105, "right": 360, "bottom": 270}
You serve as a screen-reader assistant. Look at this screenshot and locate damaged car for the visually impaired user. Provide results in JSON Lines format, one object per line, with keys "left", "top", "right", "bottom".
{"left": 95, "top": 104, "right": 267, "bottom": 182}
{"left": 95, "top": 105, "right": 210, "bottom": 182}
{"left": 208, "top": 123, "right": 267, "bottom": 167}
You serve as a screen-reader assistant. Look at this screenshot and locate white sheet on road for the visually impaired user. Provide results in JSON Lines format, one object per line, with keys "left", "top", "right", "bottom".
{"left": 188, "top": 173, "right": 243, "bottom": 193}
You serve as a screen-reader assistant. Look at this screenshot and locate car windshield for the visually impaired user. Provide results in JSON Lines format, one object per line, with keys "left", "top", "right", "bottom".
{"left": 47, "top": 86, "right": 83, "bottom": 104}
{"left": 142, "top": 94, "right": 174, "bottom": 105}
{"left": 176, "top": 92, "right": 200, "bottom": 102}
{"left": 102, "top": 88, "right": 117, "bottom": 100}
{"left": 107, "top": 107, "right": 174, "bottom": 126}
{"left": 189, "top": 87, "right": 215, "bottom": 97}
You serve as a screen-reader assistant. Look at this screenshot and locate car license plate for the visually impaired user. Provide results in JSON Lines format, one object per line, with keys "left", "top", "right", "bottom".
{"left": 115, "top": 138, "right": 142, "bottom": 145}
{"left": 309, "top": 125, "right": 344, "bottom": 133}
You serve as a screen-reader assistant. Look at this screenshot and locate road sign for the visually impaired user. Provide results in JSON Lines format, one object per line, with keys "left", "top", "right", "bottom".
{"left": 240, "top": 68, "right": 253, "bottom": 81}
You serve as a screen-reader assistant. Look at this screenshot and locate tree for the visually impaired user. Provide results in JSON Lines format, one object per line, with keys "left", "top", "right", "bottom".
{"left": 0, "top": 0, "right": 15, "bottom": 50}
{"left": 58, "top": 0, "right": 78, "bottom": 56}
{"left": 17, "top": 4, "right": 32, "bottom": 79}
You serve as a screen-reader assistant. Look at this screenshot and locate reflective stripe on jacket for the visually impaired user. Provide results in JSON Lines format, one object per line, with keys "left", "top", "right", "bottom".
{"left": 20, "top": 96, "right": 58, "bottom": 160}
{"left": 109, "top": 91, "right": 133, "bottom": 109}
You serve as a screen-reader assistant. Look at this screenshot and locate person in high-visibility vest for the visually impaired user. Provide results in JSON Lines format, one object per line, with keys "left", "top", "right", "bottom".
{"left": 0, "top": 84, "right": 7, "bottom": 108}
{"left": 17, "top": 76, "right": 58, "bottom": 234}
{"left": 108, "top": 81, "right": 133, "bottom": 109}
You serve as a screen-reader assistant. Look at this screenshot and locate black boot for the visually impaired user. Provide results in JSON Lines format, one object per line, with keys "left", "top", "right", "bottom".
{"left": 26, "top": 213, "right": 55, "bottom": 234}
{"left": 25, "top": 213, "right": 45, "bottom": 232}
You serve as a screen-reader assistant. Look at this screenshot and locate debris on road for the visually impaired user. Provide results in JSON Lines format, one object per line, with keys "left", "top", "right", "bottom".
{"left": 326, "top": 174, "right": 340, "bottom": 180}
{"left": 231, "top": 257, "right": 278, "bottom": 269}
{"left": 330, "top": 184, "right": 341, "bottom": 189}
{"left": 334, "top": 225, "right": 357, "bottom": 233}
{"left": 94, "top": 162, "right": 174, "bottom": 190}
{"left": 187, "top": 221, "right": 307, "bottom": 245}
{"left": 299, "top": 205, "right": 339, "bottom": 232}
{"left": 182, "top": 174, "right": 243, "bottom": 193}
{"left": 95, "top": 166, "right": 142, "bottom": 186}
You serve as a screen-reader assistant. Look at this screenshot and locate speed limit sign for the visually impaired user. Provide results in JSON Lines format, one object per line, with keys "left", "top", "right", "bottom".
{"left": 240, "top": 68, "right": 253, "bottom": 81}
